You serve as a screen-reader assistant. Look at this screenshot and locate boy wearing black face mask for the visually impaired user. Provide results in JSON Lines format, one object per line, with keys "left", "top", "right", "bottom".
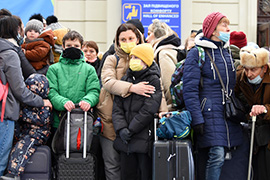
{"left": 46, "top": 30, "right": 100, "bottom": 132}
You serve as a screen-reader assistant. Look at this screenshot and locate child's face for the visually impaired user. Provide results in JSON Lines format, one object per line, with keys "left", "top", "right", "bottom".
{"left": 130, "top": 55, "right": 147, "bottom": 70}
{"left": 63, "top": 38, "right": 82, "bottom": 50}
{"left": 82, "top": 46, "right": 97, "bottom": 63}
{"left": 26, "top": 29, "right": 40, "bottom": 41}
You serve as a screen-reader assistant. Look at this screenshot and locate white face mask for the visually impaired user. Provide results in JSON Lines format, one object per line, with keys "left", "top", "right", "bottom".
{"left": 248, "top": 75, "right": 263, "bottom": 85}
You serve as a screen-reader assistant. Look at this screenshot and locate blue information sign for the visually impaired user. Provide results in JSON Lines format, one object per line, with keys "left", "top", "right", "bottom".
{"left": 122, "top": 0, "right": 181, "bottom": 38}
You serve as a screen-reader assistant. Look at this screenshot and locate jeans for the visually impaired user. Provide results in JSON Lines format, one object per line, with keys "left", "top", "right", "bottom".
{"left": 0, "top": 120, "right": 15, "bottom": 176}
{"left": 205, "top": 146, "right": 225, "bottom": 180}
{"left": 99, "top": 135, "right": 120, "bottom": 180}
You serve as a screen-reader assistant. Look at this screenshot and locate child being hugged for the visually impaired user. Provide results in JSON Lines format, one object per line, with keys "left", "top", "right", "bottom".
{"left": 2, "top": 74, "right": 52, "bottom": 179}
{"left": 112, "top": 43, "right": 162, "bottom": 180}
{"left": 21, "top": 19, "right": 55, "bottom": 75}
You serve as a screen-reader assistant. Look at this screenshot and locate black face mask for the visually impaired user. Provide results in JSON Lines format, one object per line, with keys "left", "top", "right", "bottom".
{"left": 62, "top": 47, "right": 83, "bottom": 60}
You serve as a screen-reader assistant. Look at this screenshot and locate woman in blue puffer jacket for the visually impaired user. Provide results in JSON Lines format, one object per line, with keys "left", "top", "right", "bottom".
{"left": 183, "top": 12, "right": 243, "bottom": 180}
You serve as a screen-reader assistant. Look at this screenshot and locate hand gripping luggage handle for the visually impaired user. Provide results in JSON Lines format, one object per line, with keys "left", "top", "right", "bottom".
{"left": 66, "top": 108, "right": 88, "bottom": 159}
{"left": 247, "top": 116, "right": 256, "bottom": 180}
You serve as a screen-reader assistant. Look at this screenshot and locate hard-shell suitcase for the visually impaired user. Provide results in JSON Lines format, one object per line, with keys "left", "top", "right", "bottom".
{"left": 56, "top": 110, "right": 96, "bottom": 180}
{"left": 20, "top": 145, "right": 51, "bottom": 180}
{"left": 152, "top": 116, "right": 195, "bottom": 180}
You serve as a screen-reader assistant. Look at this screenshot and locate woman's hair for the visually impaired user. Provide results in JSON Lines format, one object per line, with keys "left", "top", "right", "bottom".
{"left": 0, "top": 16, "right": 19, "bottom": 39}
{"left": 12, "top": 15, "right": 23, "bottom": 34}
{"left": 62, "top": 30, "right": 84, "bottom": 47}
{"left": 115, "top": 23, "right": 142, "bottom": 47}
{"left": 82, "top": 41, "right": 99, "bottom": 54}
{"left": 218, "top": 17, "right": 230, "bottom": 25}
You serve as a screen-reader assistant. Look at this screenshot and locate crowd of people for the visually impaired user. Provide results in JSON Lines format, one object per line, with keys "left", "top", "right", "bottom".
{"left": 0, "top": 8, "right": 270, "bottom": 180}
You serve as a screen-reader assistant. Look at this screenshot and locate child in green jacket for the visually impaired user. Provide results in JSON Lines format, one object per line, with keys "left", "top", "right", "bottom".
{"left": 46, "top": 30, "right": 100, "bottom": 129}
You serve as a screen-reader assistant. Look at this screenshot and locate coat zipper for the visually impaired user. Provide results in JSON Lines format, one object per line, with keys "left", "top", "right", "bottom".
{"left": 219, "top": 46, "right": 231, "bottom": 148}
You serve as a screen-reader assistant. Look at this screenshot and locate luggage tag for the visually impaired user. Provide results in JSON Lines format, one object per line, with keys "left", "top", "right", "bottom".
{"left": 225, "top": 151, "right": 232, "bottom": 160}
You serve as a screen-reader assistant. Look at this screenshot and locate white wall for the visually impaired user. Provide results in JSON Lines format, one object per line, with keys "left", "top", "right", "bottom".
{"left": 54, "top": 0, "right": 257, "bottom": 52}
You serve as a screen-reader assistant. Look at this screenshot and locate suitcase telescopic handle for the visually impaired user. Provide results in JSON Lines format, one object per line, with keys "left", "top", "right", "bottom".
{"left": 66, "top": 109, "right": 88, "bottom": 159}
{"left": 154, "top": 113, "right": 159, "bottom": 141}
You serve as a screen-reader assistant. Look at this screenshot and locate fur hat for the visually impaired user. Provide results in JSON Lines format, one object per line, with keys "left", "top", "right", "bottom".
{"left": 25, "top": 19, "right": 43, "bottom": 34}
{"left": 240, "top": 46, "right": 269, "bottom": 68}
{"left": 130, "top": 43, "right": 154, "bottom": 67}
{"left": 203, "top": 12, "right": 226, "bottom": 39}
{"left": 127, "top": 19, "right": 144, "bottom": 34}
{"left": 25, "top": 73, "right": 49, "bottom": 98}
{"left": 230, "top": 31, "right": 247, "bottom": 49}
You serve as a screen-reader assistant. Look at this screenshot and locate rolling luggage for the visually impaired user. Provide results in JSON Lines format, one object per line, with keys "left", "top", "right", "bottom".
{"left": 20, "top": 145, "right": 51, "bottom": 180}
{"left": 152, "top": 115, "right": 195, "bottom": 180}
{"left": 56, "top": 109, "right": 96, "bottom": 180}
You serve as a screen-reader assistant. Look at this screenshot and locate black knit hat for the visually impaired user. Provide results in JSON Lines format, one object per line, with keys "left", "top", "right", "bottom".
{"left": 127, "top": 19, "right": 144, "bottom": 34}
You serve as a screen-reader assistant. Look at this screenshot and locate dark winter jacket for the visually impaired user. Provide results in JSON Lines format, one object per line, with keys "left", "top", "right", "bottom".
{"left": 183, "top": 33, "right": 243, "bottom": 148}
{"left": 18, "top": 74, "right": 51, "bottom": 142}
{"left": 112, "top": 62, "right": 162, "bottom": 154}
{"left": 0, "top": 38, "right": 44, "bottom": 121}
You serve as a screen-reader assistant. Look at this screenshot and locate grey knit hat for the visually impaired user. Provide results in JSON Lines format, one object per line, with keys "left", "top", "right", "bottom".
{"left": 25, "top": 19, "right": 43, "bottom": 34}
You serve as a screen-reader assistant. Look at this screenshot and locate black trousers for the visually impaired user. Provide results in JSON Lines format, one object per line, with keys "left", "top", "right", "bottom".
{"left": 120, "top": 152, "right": 151, "bottom": 180}
{"left": 253, "top": 145, "right": 270, "bottom": 180}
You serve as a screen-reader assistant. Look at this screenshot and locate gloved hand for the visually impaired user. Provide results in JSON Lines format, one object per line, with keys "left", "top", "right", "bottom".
{"left": 193, "top": 124, "right": 204, "bottom": 135}
{"left": 119, "top": 128, "right": 131, "bottom": 144}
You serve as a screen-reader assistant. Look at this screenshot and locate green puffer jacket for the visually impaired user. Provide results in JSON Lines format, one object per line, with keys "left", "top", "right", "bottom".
{"left": 47, "top": 54, "right": 100, "bottom": 128}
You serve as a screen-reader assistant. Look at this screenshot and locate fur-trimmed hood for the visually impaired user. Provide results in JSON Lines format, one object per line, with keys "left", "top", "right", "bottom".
{"left": 195, "top": 33, "right": 230, "bottom": 49}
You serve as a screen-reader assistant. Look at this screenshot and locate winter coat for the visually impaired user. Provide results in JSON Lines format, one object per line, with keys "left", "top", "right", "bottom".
{"left": 183, "top": 33, "right": 243, "bottom": 148}
{"left": 153, "top": 34, "right": 181, "bottom": 110}
{"left": 97, "top": 34, "right": 168, "bottom": 141}
{"left": 112, "top": 63, "right": 162, "bottom": 154}
{"left": 47, "top": 24, "right": 68, "bottom": 63}
{"left": 0, "top": 38, "right": 44, "bottom": 121}
{"left": 46, "top": 54, "right": 100, "bottom": 128}
{"left": 235, "top": 66, "right": 270, "bottom": 121}
{"left": 22, "top": 29, "right": 55, "bottom": 70}
{"left": 87, "top": 57, "right": 101, "bottom": 75}
{"left": 230, "top": 45, "right": 241, "bottom": 69}
{"left": 18, "top": 73, "right": 52, "bottom": 142}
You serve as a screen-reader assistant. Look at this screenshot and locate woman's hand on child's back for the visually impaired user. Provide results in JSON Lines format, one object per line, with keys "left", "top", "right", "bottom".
{"left": 129, "top": 81, "right": 156, "bottom": 97}
{"left": 43, "top": 99, "right": 52, "bottom": 109}
{"left": 64, "top": 101, "right": 75, "bottom": 112}
{"left": 79, "top": 101, "right": 91, "bottom": 112}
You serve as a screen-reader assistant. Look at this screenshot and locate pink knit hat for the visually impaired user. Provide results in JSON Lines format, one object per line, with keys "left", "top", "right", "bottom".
{"left": 203, "top": 12, "right": 226, "bottom": 39}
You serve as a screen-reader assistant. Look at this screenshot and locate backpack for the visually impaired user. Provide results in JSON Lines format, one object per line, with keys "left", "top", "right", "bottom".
{"left": 0, "top": 80, "right": 9, "bottom": 122}
{"left": 170, "top": 46, "right": 205, "bottom": 109}
{"left": 52, "top": 108, "right": 94, "bottom": 154}
{"left": 156, "top": 110, "right": 192, "bottom": 139}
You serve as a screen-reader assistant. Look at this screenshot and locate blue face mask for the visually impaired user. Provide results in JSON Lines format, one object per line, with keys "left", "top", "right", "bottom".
{"left": 248, "top": 74, "right": 263, "bottom": 85}
{"left": 16, "top": 34, "right": 24, "bottom": 46}
{"left": 217, "top": 31, "right": 230, "bottom": 43}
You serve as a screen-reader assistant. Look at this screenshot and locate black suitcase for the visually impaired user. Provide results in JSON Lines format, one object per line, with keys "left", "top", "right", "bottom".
{"left": 56, "top": 110, "right": 96, "bottom": 180}
{"left": 20, "top": 145, "right": 51, "bottom": 180}
{"left": 152, "top": 116, "right": 195, "bottom": 180}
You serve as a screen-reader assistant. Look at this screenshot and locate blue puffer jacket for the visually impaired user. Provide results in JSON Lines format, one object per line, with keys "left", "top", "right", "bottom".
{"left": 183, "top": 33, "right": 243, "bottom": 148}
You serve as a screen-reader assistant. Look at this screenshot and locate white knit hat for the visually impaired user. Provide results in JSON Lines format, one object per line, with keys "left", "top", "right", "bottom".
{"left": 25, "top": 19, "right": 43, "bottom": 34}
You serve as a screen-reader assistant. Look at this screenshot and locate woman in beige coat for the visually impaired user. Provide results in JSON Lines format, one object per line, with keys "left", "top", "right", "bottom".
{"left": 96, "top": 23, "right": 167, "bottom": 180}
{"left": 146, "top": 19, "right": 182, "bottom": 110}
